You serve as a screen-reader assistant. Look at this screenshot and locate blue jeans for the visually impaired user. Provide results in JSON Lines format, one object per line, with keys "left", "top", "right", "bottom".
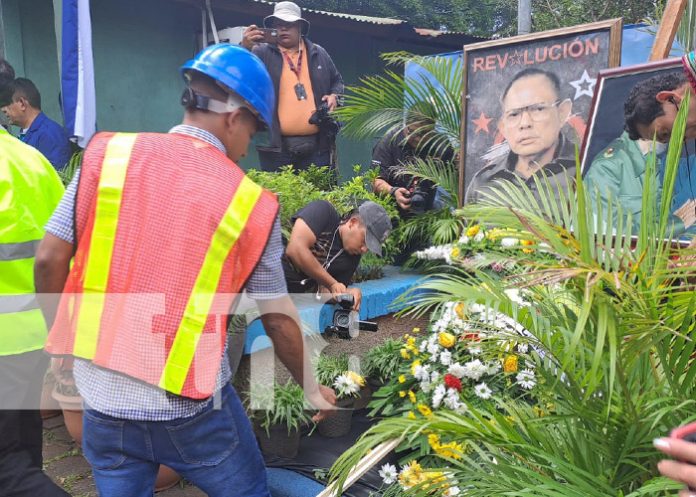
{"left": 82, "top": 384, "right": 269, "bottom": 497}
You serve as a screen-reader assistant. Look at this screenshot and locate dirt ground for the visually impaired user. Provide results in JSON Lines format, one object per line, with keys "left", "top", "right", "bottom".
{"left": 43, "top": 313, "right": 428, "bottom": 496}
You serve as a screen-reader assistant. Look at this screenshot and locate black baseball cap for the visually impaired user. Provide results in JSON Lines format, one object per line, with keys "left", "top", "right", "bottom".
{"left": 358, "top": 201, "right": 391, "bottom": 256}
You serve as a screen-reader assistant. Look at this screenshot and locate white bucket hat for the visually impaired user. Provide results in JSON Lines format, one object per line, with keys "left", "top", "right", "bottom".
{"left": 263, "top": 1, "right": 310, "bottom": 34}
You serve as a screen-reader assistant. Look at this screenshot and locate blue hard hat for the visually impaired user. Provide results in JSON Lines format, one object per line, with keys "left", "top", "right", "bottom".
{"left": 181, "top": 44, "right": 274, "bottom": 129}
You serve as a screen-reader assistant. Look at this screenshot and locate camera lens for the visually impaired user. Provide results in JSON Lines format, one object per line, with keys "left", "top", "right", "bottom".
{"left": 335, "top": 313, "right": 350, "bottom": 327}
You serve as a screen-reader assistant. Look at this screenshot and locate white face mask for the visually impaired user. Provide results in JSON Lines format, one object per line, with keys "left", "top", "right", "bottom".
{"left": 650, "top": 141, "right": 669, "bottom": 156}
{"left": 637, "top": 139, "right": 668, "bottom": 157}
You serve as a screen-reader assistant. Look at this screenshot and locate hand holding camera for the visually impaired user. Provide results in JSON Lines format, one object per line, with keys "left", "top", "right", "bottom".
{"left": 325, "top": 293, "right": 377, "bottom": 340}
{"left": 241, "top": 25, "right": 277, "bottom": 49}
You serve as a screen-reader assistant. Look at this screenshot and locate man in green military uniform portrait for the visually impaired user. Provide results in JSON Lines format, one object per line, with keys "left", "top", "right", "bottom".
{"left": 466, "top": 68, "right": 576, "bottom": 203}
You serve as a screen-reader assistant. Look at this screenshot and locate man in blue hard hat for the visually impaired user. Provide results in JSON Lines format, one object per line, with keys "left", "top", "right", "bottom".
{"left": 34, "top": 44, "right": 336, "bottom": 497}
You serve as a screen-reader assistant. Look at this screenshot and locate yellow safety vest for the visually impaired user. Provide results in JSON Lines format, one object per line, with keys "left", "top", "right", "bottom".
{"left": 0, "top": 127, "right": 65, "bottom": 355}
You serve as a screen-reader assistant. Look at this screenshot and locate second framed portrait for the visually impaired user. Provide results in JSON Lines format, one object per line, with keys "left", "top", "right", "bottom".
{"left": 460, "top": 19, "right": 622, "bottom": 204}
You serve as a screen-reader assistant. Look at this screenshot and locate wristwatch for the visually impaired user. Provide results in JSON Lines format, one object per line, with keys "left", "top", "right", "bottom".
{"left": 389, "top": 186, "right": 399, "bottom": 197}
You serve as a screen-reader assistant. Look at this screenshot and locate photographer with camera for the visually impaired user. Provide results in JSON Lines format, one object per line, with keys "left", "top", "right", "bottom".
{"left": 372, "top": 123, "right": 454, "bottom": 218}
{"left": 241, "top": 2, "right": 343, "bottom": 175}
{"left": 282, "top": 200, "right": 391, "bottom": 311}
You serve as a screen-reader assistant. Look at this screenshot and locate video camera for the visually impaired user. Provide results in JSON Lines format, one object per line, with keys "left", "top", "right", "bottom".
{"left": 405, "top": 177, "right": 435, "bottom": 215}
{"left": 324, "top": 294, "right": 378, "bottom": 340}
{"left": 309, "top": 102, "right": 340, "bottom": 138}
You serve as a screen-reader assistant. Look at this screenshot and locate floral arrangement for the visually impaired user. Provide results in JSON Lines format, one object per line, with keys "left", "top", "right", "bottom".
{"left": 369, "top": 298, "right": 540, "bottom": 420}
{"left": 378, "top": 461, "right": 462, "bottom": 496}
{"left": 413, "top": 223, "right": 549, "bottom": 273}
{"left": 333, "top": 371, "right": 365, "bottom": 400}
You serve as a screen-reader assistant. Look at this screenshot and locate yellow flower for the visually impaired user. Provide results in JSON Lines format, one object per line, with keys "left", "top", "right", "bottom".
{"left": 406, "top": 336, "right": 417, "bottom": 348}
{"left": 408, "top": 390, "right": 417, "bottom": 403}
{"left": 412, "top": 327, "right": 421, "bottom": 333}
{"left": 503, "top": 354, "right": 519, "bottom": 373}
{"left": 407, "top": 411, "right": 417, "bottom": 420}
{"left": 438, "top": 332, "right": 456, "bottom": 349}
{"left": 399, "top": 390, "right": 406, "bottom": 398}
{"left": 428, "top": 433, "right": 441, "bottom": 448}
{"left": 345, "top": 371, "right": 365, "bottom": 387}
{"left": 466, "top": 224, "right": 480, "bottom": 237}
{"left": 521, "top": 239, "right": 534, "bottom": 254}
{"left": 434, "top": 441, "right": 464, "bottom": 460}
{"left": 410, "top": 359, "right": 422, "bottom": 376}
{"left": 400, "top": 348, "right": 411, "bottom": 360}
{"left": 486, "top": 228, "right": 502, "bottom": 240}
{"left": 454, "top": 302, "right": 466, "bottom": 319}
{"left": 398, "top": 460, "right": 423, "bottom": 488}
{"left": 417, "top": 403, "right": 433, "bottom": 417}
{"left": 450, "top": 246, "right": 461, "bottom": 259}
{"left": 398, "top": 374, "right": 406, "bottom": 384}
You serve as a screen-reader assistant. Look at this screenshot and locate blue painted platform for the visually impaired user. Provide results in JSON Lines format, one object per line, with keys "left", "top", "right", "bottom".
{"left": 244, "top": 266, "right": 423, "bottom": 354}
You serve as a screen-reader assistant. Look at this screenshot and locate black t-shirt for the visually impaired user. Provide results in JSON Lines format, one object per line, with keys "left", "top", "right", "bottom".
{"left": 282, "top": 200, "right": 361, "bottom": 293}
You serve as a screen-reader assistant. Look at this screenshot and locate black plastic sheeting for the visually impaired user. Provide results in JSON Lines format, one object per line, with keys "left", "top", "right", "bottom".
{"left": 263, "top": 410, "right": 397, "bottom": 497}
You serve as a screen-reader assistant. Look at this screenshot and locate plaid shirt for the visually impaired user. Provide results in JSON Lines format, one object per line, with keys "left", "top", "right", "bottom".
{"left": 45, "top": 125, "right": 287, "bottom": 420}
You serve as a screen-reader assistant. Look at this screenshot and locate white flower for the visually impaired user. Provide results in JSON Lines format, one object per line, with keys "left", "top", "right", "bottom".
{"left": 430, "top": 371, "right": 440, "bottom": 384}
{"left": 504, "top": 288, "right": 528, "bottom": 307}
{"left": 379, "top": 463, "right": 398, "bottom": 485}
{"left": 333, "top": 373, "right": 360, "bottom": 397}
{"left": 445, "top": 486, "right": 461, "bottom": 496}
{"left": 426, "top": 337, "right": 441, "bottom": 356}
{"left": 468, "top": 346, "right": 482, "bottom": 356}
{"left": 447, "top": 363, "right": 466, "bottom": 379}
{"left": 516, "top": 369, "right": 536, "bottom": 390}
{"left": 458, "top": 235, "right": 470, "bottom": 244}
{"left": 414, "top": 364, "right": 431, "bottom": 382}
{"left": 440, "top": 350, "right": 452, "bottom": 366}
{"left": 420, "top": 380, "right": 432, "bottom": 393}
{"left": 432, "top": 384, "right": 447, "bottom": 409}
{"left": 462, "top": 359, "right": 487, "bottom": 381}
{"left": 501, "top": 237, "right": 518, "bottom": 247}
{"left": 474, "top": 382, "right": 493, "bottom": 399}
{"left": 444, "top": 389, "right": 462, "bottom": 410}
{"left": 486, "top": 361, "right": 501, "bottom": 375}
{"left": 517, "top": 342, "right": 529, "bottom": 354}
{"left": 474, "top": 232, "right": 485, "bottom": 242}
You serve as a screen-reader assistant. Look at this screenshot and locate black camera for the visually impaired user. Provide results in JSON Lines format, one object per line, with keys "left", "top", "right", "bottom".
{"left": 309, "top": 102, "right": 340, "bottom": 138}
{"left": 324, "top": 294, "right": 378, "bottom": 339}
{"left": 406, "top": 178, "right": 432, "bottom": 214}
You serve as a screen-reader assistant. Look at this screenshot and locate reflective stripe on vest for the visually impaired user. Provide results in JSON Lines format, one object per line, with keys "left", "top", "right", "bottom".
{"left": 73, "top": 133, "right": 137, "bottom": 358}
{"left": 158, "top": 176, "right": 263, "bottom": 394}
{"left": 0, "top": 241, "right": 40, "bottom": 261}
{"left": 0, "top": 294, "right": 40, "bottom": 314}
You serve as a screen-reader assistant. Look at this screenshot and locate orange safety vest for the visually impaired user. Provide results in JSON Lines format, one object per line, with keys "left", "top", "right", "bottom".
{"left": 45, "top": 132, "right": 278, "bottom": 399}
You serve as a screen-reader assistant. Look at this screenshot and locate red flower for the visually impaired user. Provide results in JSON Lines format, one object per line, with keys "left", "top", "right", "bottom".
{"left": 444, "top": 374, "right": 462, "bottom": 392}
{"left": 462, "top": 333, "right": 480, "bottom": 342}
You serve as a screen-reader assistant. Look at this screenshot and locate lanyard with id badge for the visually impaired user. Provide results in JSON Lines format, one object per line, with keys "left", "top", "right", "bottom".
{"left": 283, "top": 49, "right": 307, "bottom": 100}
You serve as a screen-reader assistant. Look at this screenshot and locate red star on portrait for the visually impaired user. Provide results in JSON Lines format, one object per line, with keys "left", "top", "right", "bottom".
{"left": 472, "top": 112, "right": 493, "bottom": 134}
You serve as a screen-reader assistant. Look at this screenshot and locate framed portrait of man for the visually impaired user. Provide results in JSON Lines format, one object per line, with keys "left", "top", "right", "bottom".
{"left": 460, "top": 19, "right": 622, "bottom": 205}
{"left": 581, "top": 59, "right": 696, "bottom": 240}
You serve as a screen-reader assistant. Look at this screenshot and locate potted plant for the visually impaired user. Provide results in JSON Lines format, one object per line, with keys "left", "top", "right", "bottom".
{"left": 317, "top": 370, "right": 364, "bottom": 438}
{"left": 249, "top": 381, "right": 312, "bottom": 459}
{"left": 363, "top": 338, "right": 403, "bottom": 390}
